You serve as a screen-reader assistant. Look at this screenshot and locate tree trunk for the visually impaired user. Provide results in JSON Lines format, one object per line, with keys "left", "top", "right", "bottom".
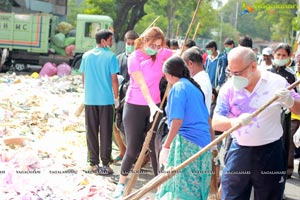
{"left": 114, "top": 0, "right": 148, "bottom": 42}
{"left": 166, "top": 0, "right": 178, "bottom": 39}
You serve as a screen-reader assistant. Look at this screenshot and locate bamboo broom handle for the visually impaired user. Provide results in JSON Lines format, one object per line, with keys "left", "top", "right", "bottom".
{"left": 123, "top": 79, "right": 300, "bottom": 200}
{"left": 192, "top": 22, "right": 201, "bottom": 40}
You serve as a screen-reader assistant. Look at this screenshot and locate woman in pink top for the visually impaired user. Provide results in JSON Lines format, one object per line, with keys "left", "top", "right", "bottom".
{"left": 113, "top": 27, "right": 173, "bottom": 198}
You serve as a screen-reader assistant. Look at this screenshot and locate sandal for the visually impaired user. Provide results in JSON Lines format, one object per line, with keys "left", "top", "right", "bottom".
{"left": 113, "top": 156, "right": 123, "bottom": 163}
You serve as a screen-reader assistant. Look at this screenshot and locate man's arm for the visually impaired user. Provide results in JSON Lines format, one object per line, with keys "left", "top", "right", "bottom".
{"left": 290, "top": 98, "right": 300, "bottom": 115}
{"left": 112, "top": 74, "right": 119, "bottom": 100}
{"left": 81, "top": 73, "right": 84, "bottom": 87}
{"left": 212, "top": 114, "right": 232, "bottom": 132}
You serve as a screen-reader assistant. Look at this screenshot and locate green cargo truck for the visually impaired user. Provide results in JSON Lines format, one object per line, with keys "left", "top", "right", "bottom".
{"left": 0, "top": 13, "right": 113, "bottom": 72}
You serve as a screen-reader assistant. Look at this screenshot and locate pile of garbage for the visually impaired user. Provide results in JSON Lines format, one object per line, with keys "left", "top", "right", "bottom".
{"left": 0, "top": 73, "right": 117, "bottom": 199}
{"left": 51, "top": 22, "right": 76, "bottom": 57}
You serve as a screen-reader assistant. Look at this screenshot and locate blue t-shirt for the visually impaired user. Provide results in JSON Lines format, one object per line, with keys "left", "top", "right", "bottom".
{"left": 166, "top": 78, "right": 211, "bottom": 147}
{"left": 79, "top": 47, "right": 119, "bottom": 105}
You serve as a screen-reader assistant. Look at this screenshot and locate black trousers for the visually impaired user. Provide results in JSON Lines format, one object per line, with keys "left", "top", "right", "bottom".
{"left": 85, "top": 105, "right": 114, "bottom": 166}
{"left": 120, "top": 102, "right": 161, "bottom": 176}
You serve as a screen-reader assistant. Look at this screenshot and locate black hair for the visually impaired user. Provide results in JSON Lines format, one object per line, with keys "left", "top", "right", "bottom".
{"left": 185, "top": 39, "right": 196, "bottom": 48}
{"left": 182, "top": 46, "right": 203, "bottom": 66}
{"left": 274, "top": 43, "right": 292, "bottom": 56}
{"left": 95, "top": 29, "right": 113, "bottom": 44}
{"left": 238, "top": 35, "right": 253, "bottom": 48}
{"left": 170, "top": 39, "right": 179, "bottom": 47}
{"left": 163, "top": 56, "right": 205, "bottom": 102}
{"left": 212, "top": 87, "right": 218, "bottom": 99}
{"left": 166, "top": 38, "right": 171, "bottom": 48}
{"left": 224, "top": 38, "right": 235, "bottom": 46}
{"left": 124, "top": 30, "right": 139, "bottom": 41}
{"left": 205, "top": 40, "right": 217, "bottom": 50}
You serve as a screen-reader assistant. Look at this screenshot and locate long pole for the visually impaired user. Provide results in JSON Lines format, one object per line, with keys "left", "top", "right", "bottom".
{"left": 192, "top": 22, "right": 201, "bottom": 41}
{"left": 123, "top": 0, "right": 204, "bottom": 196}
{"left": 123, "top": 79, "right": 300, "bottom": 200}
{"left": 141, "top": 16, "right": 160, "bottom": 36}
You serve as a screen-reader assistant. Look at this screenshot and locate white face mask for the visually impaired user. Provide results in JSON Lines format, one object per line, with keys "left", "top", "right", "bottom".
{"left": 273, "top": 58, "right": 289, "bottom": 66}
{"left": 232, "top": 75, "right": 249, "bottom": 90}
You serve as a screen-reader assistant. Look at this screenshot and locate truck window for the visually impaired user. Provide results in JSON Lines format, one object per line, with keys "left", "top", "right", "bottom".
{"left": 84, "top": 22, "right": 101, "bottom": 38}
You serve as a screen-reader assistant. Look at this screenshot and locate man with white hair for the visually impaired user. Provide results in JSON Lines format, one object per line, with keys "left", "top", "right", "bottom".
{"left": 212, "top": 46, "right": 300, "bottom": 199}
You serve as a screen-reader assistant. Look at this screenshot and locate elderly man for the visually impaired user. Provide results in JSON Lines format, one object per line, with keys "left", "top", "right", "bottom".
{"left": 212, "top": 46, "right": 300, "bottom": 199}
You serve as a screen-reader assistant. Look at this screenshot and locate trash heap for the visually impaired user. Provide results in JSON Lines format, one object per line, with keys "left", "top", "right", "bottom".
{"left": 0, "top": 73, "right": 117, "bottom": 200}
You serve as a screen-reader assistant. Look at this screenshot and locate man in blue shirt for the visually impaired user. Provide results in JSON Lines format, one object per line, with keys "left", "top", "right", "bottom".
{"left": 205, "top": 40, "right": 227, "bottom": 89}
{"left": 80, "top": 29, "right": 119, "bottom": 175}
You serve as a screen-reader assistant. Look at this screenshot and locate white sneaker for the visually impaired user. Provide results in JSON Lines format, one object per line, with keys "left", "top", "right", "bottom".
{"left": 113, "top": 183, "right": 125, "bottom": 198}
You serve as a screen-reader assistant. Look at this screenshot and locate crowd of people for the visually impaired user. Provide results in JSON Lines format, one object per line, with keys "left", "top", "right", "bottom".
{"left": 79, "top": 27, "right": 300, "bottom": 199}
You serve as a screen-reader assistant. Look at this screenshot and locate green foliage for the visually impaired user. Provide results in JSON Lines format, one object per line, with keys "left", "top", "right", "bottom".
{"left": 135, "top": 0, "right": 218, "bottom": 40}
{"left": 67, "top": 0, "right": 88, "bottom": 26}
{"left": 254, "top": 0, "right": 297, "bottom": 43}
{"left": 85, "top": 0, "right": 116, "bottom": 19}
{"left": 292, "top": 17, "right": 300, "bottom": 31}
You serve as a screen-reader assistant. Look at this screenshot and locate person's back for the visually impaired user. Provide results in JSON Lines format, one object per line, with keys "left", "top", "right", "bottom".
{"left": 79, "top": 29, "right": 119, "bottom": 176}
{"left": 82, "top": 41, "right": 118, "bottom": 105}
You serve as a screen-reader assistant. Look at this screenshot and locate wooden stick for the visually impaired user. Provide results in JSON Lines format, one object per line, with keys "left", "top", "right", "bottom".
{"left": 140, "top": 16, "right": 160, "bottom": 36}
{"left": 75, "top": 103, "right": 84, "bottom": 117}
{"left": 123, "top": 79, "right": 300, "bottom": 199}
{"left": 123, "top": 0, "right": 204, "bottom": 196}
{"left": 192, "top": 22, "right": 201, "bottom": 40}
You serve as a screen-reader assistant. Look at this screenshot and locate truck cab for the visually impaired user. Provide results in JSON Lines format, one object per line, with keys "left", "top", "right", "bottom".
{"left": 71, "top": 14, "right": 113, "bottom": 69}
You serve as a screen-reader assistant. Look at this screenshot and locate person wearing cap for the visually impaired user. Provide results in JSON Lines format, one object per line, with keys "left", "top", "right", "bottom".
{"left": 258, "top": 47, "right": 273, "bottom": 70}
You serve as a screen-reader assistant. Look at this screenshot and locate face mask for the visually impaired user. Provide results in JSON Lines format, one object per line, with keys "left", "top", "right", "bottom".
{"left": 225, "top": 47, "right": 231, "bottom": 53}
{"left": 145, "top": 47, "right": 157, "bottom": 56}
{"left": 273, "top": 58, "right": 289, "bottom": 66}
{"left": 103, "top": 40, "right": 112, "bottom": 50}
{"left": 125, "top": 45, "right": 134, "bottom": 54}
{"left": 207, "top": 50, "right": 213, "bottom": 56}
{"left": 232, "top": 75, "right": 249, "bottom": 90}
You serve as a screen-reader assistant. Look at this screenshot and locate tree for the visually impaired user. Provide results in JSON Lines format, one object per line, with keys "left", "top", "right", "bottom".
{"left": 67, "top": 0, "right": 87, "bottom": 26}
{"left": 220, "top": 0, "right": 272, "bottom": 41}
{"left": 85, "top": 0, "right": 148, "bottom": 42}
{"left": 255, "top": 0, "right": 297, "bottom": 43}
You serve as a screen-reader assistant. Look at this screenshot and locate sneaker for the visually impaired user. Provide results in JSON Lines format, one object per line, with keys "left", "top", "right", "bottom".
{"left": 113, "top": 183, "right": 125, "bottom": 198}
{"left": 98, "top": 165, "right": 114, "bottom": 176}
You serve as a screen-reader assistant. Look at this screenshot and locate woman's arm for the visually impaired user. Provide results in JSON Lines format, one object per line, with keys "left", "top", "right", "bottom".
{"left": 163, "top": 119, "right": 182, "bottom": 148}
{"left": 131, "top": 71, "right": 153, "bottom": 104}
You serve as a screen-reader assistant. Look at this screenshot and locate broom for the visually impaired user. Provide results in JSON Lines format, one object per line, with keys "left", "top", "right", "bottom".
{"left": 122, "top": 80, "right": 300, "bottom": 200}
{"left": 123, "top": 0, "right": 204, "bottom": 196}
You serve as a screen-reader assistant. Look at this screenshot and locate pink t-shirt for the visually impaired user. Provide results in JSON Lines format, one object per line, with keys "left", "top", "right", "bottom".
{"left": 125, "top": 48, "right": 173, "bottom": 105}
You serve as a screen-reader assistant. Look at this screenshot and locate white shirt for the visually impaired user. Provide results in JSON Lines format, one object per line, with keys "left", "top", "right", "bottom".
{"left": 215, "top": 71, "right": 300, "bottom": 146}
{"left": 258, "top": 60, "right": 272, "bottom": 71}
{"left": 192, "top": 70, "right": 212, "bottom": 114}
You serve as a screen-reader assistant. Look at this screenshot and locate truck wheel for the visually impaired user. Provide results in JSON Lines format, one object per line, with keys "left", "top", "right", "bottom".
{"left": 15, "top": 63, "right": 27, "bottom": 71}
